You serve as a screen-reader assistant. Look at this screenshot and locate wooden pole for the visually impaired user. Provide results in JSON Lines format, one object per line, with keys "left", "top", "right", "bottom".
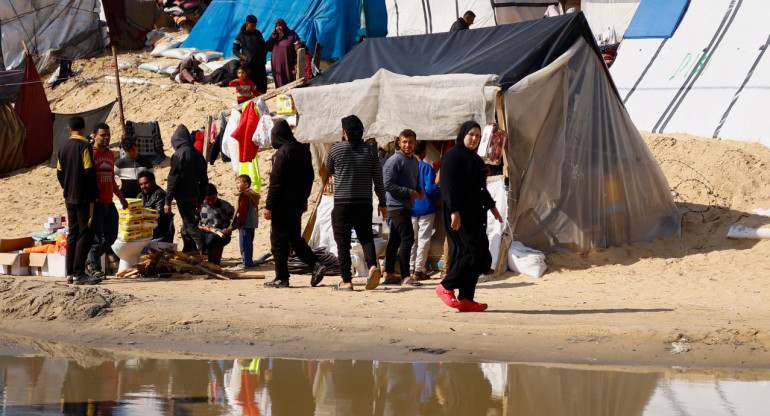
{"left": 202, "top": 115, "right": 210, "bottom": 161}
{"left": 111, "top": 46, "right": 127, "bottom": 139}
{"left": 296, "top": 47, "right": 306, "bottom": 81}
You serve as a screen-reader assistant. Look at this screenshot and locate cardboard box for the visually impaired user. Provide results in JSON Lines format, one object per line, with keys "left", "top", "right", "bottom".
{"left": 44, "top": 253, "right": 66, "bottom": 277}
{"left": 28, "top": 253, "right": 48, "bottom": 276}
{"left": 0, "top": 237, "right": 34, "bottom": 276}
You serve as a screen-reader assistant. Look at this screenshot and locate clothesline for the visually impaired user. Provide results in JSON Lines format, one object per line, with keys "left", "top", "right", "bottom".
{"left": 25, "top": 52, "right": 76, "bottom": 62}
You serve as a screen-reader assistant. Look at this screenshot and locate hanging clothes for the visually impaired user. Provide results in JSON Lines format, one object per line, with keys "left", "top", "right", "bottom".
{"left": 230, "top": 101, "right": 260, "bottom": 162}
{"left": 239, "top": 157, "right": 262, "bottom": 193}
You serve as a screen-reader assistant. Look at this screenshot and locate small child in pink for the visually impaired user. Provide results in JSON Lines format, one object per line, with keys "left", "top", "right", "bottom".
{"left": 229, "top": 67, "right": 258, "bottom": 104}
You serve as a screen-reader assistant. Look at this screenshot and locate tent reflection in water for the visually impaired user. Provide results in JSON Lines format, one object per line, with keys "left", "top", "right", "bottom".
{"left": 293, "top": 12, "right": 680, "bottom": 254}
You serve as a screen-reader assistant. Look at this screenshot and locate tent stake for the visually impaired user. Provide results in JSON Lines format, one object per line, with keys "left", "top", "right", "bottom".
{"left": 111, "top": 46, "right": 127, "bottom": 139}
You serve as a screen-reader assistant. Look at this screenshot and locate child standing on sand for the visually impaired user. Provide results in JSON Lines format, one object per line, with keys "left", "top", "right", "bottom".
{"left": 228, "top": 66, "right": 258, "bottom": 104}
{"left": 226, "top": 175, "right": 260, "bottom": 268}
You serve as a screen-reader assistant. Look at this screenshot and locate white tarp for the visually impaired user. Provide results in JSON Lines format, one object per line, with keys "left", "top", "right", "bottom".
{"left": 610, "top": 0, "right": 770, "bottom": 147}
{"left": 292, "top": 69, "right": 499, "bottom": 144}
{"left": 385, "top": 0, "right": 496, "bottom": 36}
{"left": 0, "top": 0, "right": 107, "bottom": 71}
{"left": 581, "top": 0, "right": 641, "bottom": 42}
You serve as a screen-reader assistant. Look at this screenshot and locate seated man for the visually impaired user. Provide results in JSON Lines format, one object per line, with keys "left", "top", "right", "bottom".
{"left": 138, "top": 171, "right": 175, "bottom": 242}
{"left": 198, "top": 184, "right": 234, "bottom": 264}
{"left": 171, "top": 55, "right": 204, "bottom": 84}
{"left": 115, "top": 138, "right": 154, "bottom": 198}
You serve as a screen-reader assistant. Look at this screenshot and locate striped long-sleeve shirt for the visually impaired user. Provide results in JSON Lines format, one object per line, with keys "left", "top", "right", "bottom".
{"left": 326, "top": 141, "right": 386, "bottom": 206}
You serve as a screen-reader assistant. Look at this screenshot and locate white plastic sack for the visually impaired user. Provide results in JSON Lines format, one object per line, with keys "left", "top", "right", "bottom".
{"left": 159, "top": 47, "right": 197, "bottom": 60}
{"left": 222, "top": 109, "right": 241, "bottom": 173}
{"left": 507, "top": 241, "right": 547, "bottom": 278}
{"left": 150, "top": 41, "right": 181, "bottom": 57}
{"left": 193, "top": 50, "right": 223, "bottom": 62}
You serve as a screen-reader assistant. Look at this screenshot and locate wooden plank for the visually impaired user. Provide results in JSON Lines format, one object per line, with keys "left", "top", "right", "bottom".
{"left": 296, "top": 47, "right": 306, "bottom": 81}
{"left": 262, "top": 77, "right": 306, "bottom": 101}
{"left": 302, "top": 161, "right": 328, "bottom": 242}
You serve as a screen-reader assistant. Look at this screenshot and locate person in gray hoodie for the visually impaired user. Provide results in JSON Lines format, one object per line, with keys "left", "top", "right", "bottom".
{"left": 164, "top": 125, "right": 208, "bottom": 252}
{"left": 382, "top": 129, "right": 423, "bottom": 286}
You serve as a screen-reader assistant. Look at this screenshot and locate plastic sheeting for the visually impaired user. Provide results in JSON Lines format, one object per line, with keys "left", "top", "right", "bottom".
{"left": 504, "top": 40, "right": 680, "bottom": 252}
{"left": 310, "top": 12, "right": 599, "bottom": 90}
{"left": 182, "top": 0, "right": 362, "bottom": 60}
{"left": 101, "top": 0, "right": 162, "bottom": 49}
{"left": 611, "top": 0, "right": 770, "bottom": 146}
{"left": 492, "top": 0, "right": 561, "bottom": 24}
{"left": 49, "top": 101, "right": 115, "bottom": 168}
{"left": 14, "top": 55, "right": 52, "bottom": 167}
{"left": 0, "top": 104, "right": 25, "bottom": 174}
{"left": 0, "top": 70, "right": 23, "bottom": 104}
{"left": 623, "top": 0, "right": 689, "bottom": 38}
{"left": 384, "top": 0, "right": 495, "bottom": 36}
{"left": 0, "top": 0, "right": 108, "bottom": 71}
{"left": 292, "top": 70, "right": 499, "bottom": 144}
{"left": 580, "top": 0, "right": 641, "bottom": 41}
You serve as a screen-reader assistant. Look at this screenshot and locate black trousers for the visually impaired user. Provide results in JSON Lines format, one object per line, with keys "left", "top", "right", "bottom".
{"left": 332, "top": 203, "right": 378, "bottom": 283}
{"left": 271, "top": 210, "right": 318, "bottom": 282}
{"left": 177, "top": 200, "right": 203, "bottom": 252}
{"left": 247, "top": 62, "right": 268, "bottom": 93}
{"left": 65, "top": 202, "right": 95, "bottom": 277}
{"left": 384, "top": 208, "right": 414, "bottom": 276}
{"left": 440, "top": 209, "right": 491, "bottom": 301}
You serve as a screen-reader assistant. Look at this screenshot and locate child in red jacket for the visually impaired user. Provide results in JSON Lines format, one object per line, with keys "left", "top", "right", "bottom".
{"left": 229, "top": 66, "right": 258, "bottom": 104}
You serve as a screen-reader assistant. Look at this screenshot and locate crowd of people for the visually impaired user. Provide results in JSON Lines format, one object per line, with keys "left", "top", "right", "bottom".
{"left": 56, "top": 110, "right": 501, "bottom": 311}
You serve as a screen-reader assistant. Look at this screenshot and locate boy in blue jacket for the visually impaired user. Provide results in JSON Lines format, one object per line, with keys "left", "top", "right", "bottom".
{"left": 410, "top": 141, "right": 440, "bottom": 280}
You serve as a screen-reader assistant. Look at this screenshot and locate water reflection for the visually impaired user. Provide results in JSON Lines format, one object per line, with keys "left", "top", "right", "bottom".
{"left": 0, "top": 352, "right": 769, "bottom": 415}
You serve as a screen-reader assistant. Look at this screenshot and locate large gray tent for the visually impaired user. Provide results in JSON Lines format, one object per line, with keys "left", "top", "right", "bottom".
{"left": 292, "top": 13, "right": 680, "bottom": 253}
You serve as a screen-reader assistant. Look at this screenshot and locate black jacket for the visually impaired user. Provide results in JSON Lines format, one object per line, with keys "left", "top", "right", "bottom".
{"left": 165, "top": 125, "right": 208, "bottom": 205}
{"left": 141, "top": 184, "right": 174, "bottom": 240}
{"left": 56, "top": 135, "right": 99, "bottom": 204}
{"left": 265, "top": 119, "right": 314, "bottom": 214}
{"left": 440, "top": 121, "right": 495, "bottom": 219}
{"left": 449, "top": 18, "right": 470, "bottom": 31}
{"left": 232, "top": 25, "right": 268, "bottom": 66}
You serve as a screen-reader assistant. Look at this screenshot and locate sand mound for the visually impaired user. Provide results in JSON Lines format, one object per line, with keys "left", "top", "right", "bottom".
{"left": 0, "top": 279, "right": 133, "bottom": 321}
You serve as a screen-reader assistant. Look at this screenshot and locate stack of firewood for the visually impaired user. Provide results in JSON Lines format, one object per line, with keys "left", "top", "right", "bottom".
{"left": 115, "top": 248, "right": 263, "bottom": 280}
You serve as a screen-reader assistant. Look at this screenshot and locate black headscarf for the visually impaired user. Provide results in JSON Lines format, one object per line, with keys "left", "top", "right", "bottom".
{"left": 270, "top": 119, "right": 296, "bottom": 149}
{"left": 341, "top": 115, "right": 364, "bottom": 146}
{"left": 455, "top": 120, "right": 481, "bottom": 148}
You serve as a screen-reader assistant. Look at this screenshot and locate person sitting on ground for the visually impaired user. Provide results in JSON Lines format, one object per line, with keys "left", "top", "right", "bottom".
{"left": 171, "top": 54, "right": 204, "bottom": 84}
{"left": 224, "top": 174, "right": 260, "bottom": 268}
{"left": 410, "top": 140, "right": 440, "bottom": 281}
{"left": 115, "top": 138, "right": 154, "bottom": 198}
{"left": 138, "top": 171, "right": 174, "bottom": 243}
{"left": 198, "top": 184, "right": 234, "bottom": 265}
{"left": 228, "top": 66, "right": 258, "bottom": 105}
{"left": 450, "top": 10, "right": 475, "bottom": 31}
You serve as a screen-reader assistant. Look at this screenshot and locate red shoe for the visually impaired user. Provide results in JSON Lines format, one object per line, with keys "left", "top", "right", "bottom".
{"left": 436, "top": 284, "right": 461, "bottom": 308}
{"left": 458, "top": 299, "right": 488, "bottom": 312}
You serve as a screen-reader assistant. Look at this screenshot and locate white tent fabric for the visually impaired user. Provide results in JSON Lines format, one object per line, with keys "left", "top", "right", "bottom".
{"left": 581, "top": 0, "right": 641, "bottom": 42}
{"left": 384, "top": 0, "right": 496, "bottom": 36}
{"left": 0, "top": 0, "right": 108, "bottom": 71}
{"left": 610, "top": 0, "right": 770, "bottom": 147}
{"left": 292, "top": 69, "right": 499, "bottom": 144}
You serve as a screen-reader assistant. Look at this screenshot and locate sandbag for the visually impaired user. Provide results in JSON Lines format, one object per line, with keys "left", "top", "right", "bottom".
{"left": 507, "top": 241, "right": 547, "bottom": 278}
{"left": 160, "top": 47, "right": 197, "bottom": 60}
{"left": 150, "top": 41, "right": 181, "bottom": 57}
{"left": 193, "top": 50, "right": 223, "bottom": 62}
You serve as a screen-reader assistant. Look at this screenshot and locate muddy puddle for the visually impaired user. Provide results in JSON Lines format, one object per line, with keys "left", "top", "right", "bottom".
{"left": 0, "top": 336, "right": 768, "bottom": 415}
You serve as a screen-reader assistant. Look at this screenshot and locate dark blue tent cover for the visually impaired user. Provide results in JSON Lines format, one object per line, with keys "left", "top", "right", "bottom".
{"left": 182, "top": 0, "right": 363, "bottom": 60}
{"left": 364, "top": 0, "right": 388, "bottom": 38}
{"left": 311, "top": 12, "right": 601, "bottom": 90}
{"left": 624, "top": 0, "right": 690, "bottom": 38}
{"left": 0, "top": 70, "right": 24, "bottom": 104}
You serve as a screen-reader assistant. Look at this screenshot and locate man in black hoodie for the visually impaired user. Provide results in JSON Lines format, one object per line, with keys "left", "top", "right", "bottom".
{"left": 263, "top": 119, "right": 326, "bottom": 288}
{"left": 164, "top": 125, "right": 208, "bottom": 252}
{"left": 56, "top": 116, "right": 100, "bottom": 285}
{"left": 232, "top": 14, "right": 268, "bottom": 93}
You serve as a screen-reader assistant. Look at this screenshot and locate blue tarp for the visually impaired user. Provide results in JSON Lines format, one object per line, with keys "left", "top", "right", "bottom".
{"left": 182, "top": 0, "right": 363, "bottom": 60}
{"left": 364, "top": 0, "right": 387, "bottom": 38}
{"left": 624, "top": 0, "right": 690, "bottom": 38}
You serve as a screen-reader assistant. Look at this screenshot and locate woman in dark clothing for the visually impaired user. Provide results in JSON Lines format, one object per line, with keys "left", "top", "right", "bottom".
{"left": 266, "top": 18, "right": 301, "bottom": 88}
{"left": 436, "top": 121, "right": 503, "bottom": 312}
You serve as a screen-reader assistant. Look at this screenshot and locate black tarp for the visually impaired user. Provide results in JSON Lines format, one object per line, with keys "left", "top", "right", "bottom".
{"left": 0, "top": 70, "right": 23, "bottom": 104}
{"left": 48, "top": 101, "right": 116, "bottom": 168}
{"left": 310, "top": 12, "right": 602, "bottom": 90}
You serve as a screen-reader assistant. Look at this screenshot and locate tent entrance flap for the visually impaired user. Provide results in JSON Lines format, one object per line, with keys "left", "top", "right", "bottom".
{"left": 504, "top": 40, "right": 680, "bottom": 252}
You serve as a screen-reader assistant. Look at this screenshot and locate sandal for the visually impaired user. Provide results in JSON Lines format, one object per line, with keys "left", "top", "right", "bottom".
{"left": 263, "top": 279, "right": 289, "bottom": 288}
{"left": 401, "top": 276, "right": 423, "bottom": 286}
{"left": 366, "top": 267, "right": 381, "bottom": 290}
{"left": 413, "top": 271, "right": 430, "bottom": 281}
{"left": 332, "top": 283, "right": 354, "bottom": 291}
{"left": 86, "top": 267, "right": 105, "bottom": 281}
{"left": 382, "top": 273, "right": 401, "bottom": 285}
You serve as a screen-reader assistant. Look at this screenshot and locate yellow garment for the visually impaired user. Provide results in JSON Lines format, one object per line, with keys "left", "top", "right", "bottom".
{"left": 239, "top": 156, "right": 261, "bottom": 193}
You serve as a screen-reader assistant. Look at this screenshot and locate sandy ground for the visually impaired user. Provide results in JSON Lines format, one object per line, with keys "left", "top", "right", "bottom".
{"left": 1, "top": 51, "right": 769, "bottom": 368}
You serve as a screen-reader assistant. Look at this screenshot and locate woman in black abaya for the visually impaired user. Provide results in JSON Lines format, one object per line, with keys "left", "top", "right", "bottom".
{"left": 435, "top": 121, "right": 503, "bottom": 312}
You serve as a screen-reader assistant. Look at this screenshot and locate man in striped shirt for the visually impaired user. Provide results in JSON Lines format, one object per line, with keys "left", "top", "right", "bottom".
{"left": 326, "top": 115, "right": 387, "bottom": 291}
